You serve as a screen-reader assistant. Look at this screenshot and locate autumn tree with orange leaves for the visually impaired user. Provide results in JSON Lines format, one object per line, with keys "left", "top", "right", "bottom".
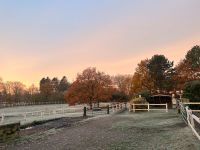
{"left": 65, "top": 67, "right": 114, "bottom": 109}
{"left": 174, "top": 45, "right": 200, "bottom": 90}
{"left": 131, "top": 59, "right": 154, "bottom": 95}
{"left": 112, "top": 75, "right": 132, "bottom": 97}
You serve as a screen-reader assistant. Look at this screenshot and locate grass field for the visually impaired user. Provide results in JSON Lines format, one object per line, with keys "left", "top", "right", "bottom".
{"left": 1, "top": 110, "right": 200, "bottom": 150}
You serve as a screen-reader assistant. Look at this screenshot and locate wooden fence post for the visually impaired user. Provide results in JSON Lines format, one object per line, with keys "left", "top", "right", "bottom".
{"left": 83, "top": 107, "right": 87, "bottom": 117}
{"left": 107, "top": 105, "right": 110, "bottom": 114}
{"left": 177, "top": 100, "right": 180, "bottom": 114}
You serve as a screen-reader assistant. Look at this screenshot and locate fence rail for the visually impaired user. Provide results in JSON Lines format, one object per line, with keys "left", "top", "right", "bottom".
{"left": 0, "top": 103, "right": 127, "bottom": 125}
{"left": 179, "top": 102, "right": 200, "bottom": 141}
{"left": 129, "top": 103, "right": 168, "bottom": 112}
{"left": 86, "top": 103, "right": 126, "bottom": 116}
{"left": 0, "top": 107, "right": 83, "bottom": 125}
{"left": 0, "top": 101, "right": 66, "bottom": 108}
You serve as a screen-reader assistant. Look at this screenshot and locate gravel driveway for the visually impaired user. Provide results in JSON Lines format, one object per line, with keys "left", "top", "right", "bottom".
{"left": 2, "top": 110, "right": 200, "bottom": 150}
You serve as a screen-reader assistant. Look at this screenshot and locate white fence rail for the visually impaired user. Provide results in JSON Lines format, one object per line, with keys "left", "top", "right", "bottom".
{"left": 179, "top": 102, "right": 200, "bottom": 141}
{"left": 111, "top": 103, "right": 126, "bottom": 112}
{"left": 129, "top": 103, "right": 168, "bottom": 112}
{"left": 0, "top": 107, "right": 83, "bottom": 125}
{"left": 183, "top": 102, "right": 200, "bottom": 112}
{"left": 0, "top": 103, "right": 127, "bottom": 125}
{"left": 87, "top": 103, "right": 126, "bottom": 116}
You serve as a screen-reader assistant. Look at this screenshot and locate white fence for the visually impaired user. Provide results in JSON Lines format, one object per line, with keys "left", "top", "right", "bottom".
{"left": 179, "top": 102, "right": 200, "bottom": 141}
{"left": 0, "top": 103, "right": 127, "bottom": 125}
{"left": 129, "top": 103, "right": 168, "bottom": 112}
{"left": 182, "top": 102, "right": 200, "bottom": 112}
{"left": 87, "top": 103, "right": 126, "bottom": 116}
{"left": 0, "top": 107, "right": 83, "bottom": 125}
{"left": 111, "top": 103, "right": 126, "bottom": 112}
{"left": 0, "top": 101, "right": 66, "bottom": 108}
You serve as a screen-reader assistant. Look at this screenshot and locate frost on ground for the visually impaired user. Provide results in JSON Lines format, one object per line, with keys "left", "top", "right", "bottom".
{"left": 0, "top": 104, "right": 83, "bottom": 125}
{"left": 1, "top": 110, "right": 200, "bottom": 150}
{"left": 110, "top": 111, "right": 200, "bottom": 150}
{"left": 0, "top": 104, "right": 115, "bottom": 125}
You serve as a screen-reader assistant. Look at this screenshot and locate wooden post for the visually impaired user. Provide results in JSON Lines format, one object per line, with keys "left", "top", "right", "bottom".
{"left": 83, "top": 107, "right": 87, "bottom": 117}
{"left": 148, "top": 104, "right": 150, "bottom": 112}
{"left": 177, "top": 100, "right": 180, "bottom": 114}
{"left": 107, "top": 105, "right": 110, "bottom": 114}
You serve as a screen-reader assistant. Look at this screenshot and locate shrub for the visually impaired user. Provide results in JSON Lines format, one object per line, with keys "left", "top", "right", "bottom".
{"left": 129, "top": 97, "right": 148, "bottom": 110}
{"left": 183, "top": 80, "right": 200, "bottom": 109}
{"left": 137, "top": 90, "right": 151, "bottom": 101}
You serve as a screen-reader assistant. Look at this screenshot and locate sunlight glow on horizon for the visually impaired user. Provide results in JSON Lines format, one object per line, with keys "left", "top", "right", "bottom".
{"left": 0, "top": 0, "right": 200, "bottom": 87}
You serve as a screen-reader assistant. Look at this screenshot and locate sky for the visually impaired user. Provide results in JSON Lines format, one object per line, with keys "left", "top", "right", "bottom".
{"left": 0, "top": 0, "right": 200, "bottom": 87}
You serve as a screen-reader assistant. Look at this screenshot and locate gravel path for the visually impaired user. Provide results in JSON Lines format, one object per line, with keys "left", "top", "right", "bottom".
{"left": 2, "top": 110, "right": 200, "bottom": 150}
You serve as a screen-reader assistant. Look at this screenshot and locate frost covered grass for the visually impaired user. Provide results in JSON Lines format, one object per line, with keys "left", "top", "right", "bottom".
{"left": 0, "top": 104, "right": 76, "bottom": 114}
{"left": 110, "top": 110, "right": 200, "bottom": 150}
{"left": 0, "top": 104, "right": 83, "bottom": 125}
{"left": 0, "top": 104, "right": 117, "bottom": 125}
{"left": 1, "top": 110, "right": 200, "bottom": 150}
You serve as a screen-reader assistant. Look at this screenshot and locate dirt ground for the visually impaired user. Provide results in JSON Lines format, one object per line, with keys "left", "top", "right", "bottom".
{"left": 1, "top": 110, "right": 200, "bottom": 150}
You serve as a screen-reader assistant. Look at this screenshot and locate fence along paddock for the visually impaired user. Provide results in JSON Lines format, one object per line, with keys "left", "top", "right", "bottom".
{"left": 0, "top": 107, "right": 83, "bottom": 125}
{"left": 129, "top": 103, "right": 168, "bottom": 112}
{"left": 1, "top": 103, "right": 127, "bottom": 124}
{"left": 87, "top": 103, "right": 126, "bottom": 116}
{"left": 179, "top": 102, "right": 200, "bottom": 141}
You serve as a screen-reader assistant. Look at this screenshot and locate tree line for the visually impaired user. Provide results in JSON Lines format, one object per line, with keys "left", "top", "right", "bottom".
{"left": 0, "top": 45, "right": 200, "bottom": 107}
{"left": 0, "top": 76, "right": 70, "bottom": 106}
{"left": 65, "top": 45, "right": 200, "bottom": 107}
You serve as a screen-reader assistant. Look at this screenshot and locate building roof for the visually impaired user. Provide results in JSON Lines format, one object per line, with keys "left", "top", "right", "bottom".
{"left": 151, "top": 94, "right": 172, "bottom": 97}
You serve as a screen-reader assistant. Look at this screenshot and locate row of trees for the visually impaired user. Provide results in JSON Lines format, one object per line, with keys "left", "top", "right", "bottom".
{"left": 131, "top": 55, "right": 175, "bottom": 95}
{"left": 64, "top": 68, "right": 132, "bottom": 108}
{"left": 0, "top": 80, "right": 38, "bottom": 104}
{"left": 0, "top": 76, "right": 70, "bottom": 105}
{"left": 1, "top": 45, "right": 199, "bottom": 106}
{"left": 132, "top": 46, "right": 200, "bottom": 95}
{"left": 65, "top": 45, "right": 200, "bottom": 107}
{"left": 39, "top": 76, "right": 70, "bottom": 103}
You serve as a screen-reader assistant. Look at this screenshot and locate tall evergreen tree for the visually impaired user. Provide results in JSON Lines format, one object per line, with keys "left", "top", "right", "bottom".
{"left": 147, "top": 55, "right": 174, "bottom": 92}
{"left": 52, "top": 77, "right": 59, "bottom": 92}
{"left": 174, "top": 45, "right": 200, "bottom": 90}
{"left": 186, "top": 45, "right": 200, "bottom": 69}
{"left": 58, "top": 76, "right": 70, "bottom": 92}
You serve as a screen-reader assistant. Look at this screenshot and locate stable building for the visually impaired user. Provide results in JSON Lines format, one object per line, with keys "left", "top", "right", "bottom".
{"left": 149, "top": 94, "right": 172, "bottom": 109}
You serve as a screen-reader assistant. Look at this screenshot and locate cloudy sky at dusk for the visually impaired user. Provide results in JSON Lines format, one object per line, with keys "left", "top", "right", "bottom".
{"left": 0, "top": 0, "right": 200, "bottom": 86}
